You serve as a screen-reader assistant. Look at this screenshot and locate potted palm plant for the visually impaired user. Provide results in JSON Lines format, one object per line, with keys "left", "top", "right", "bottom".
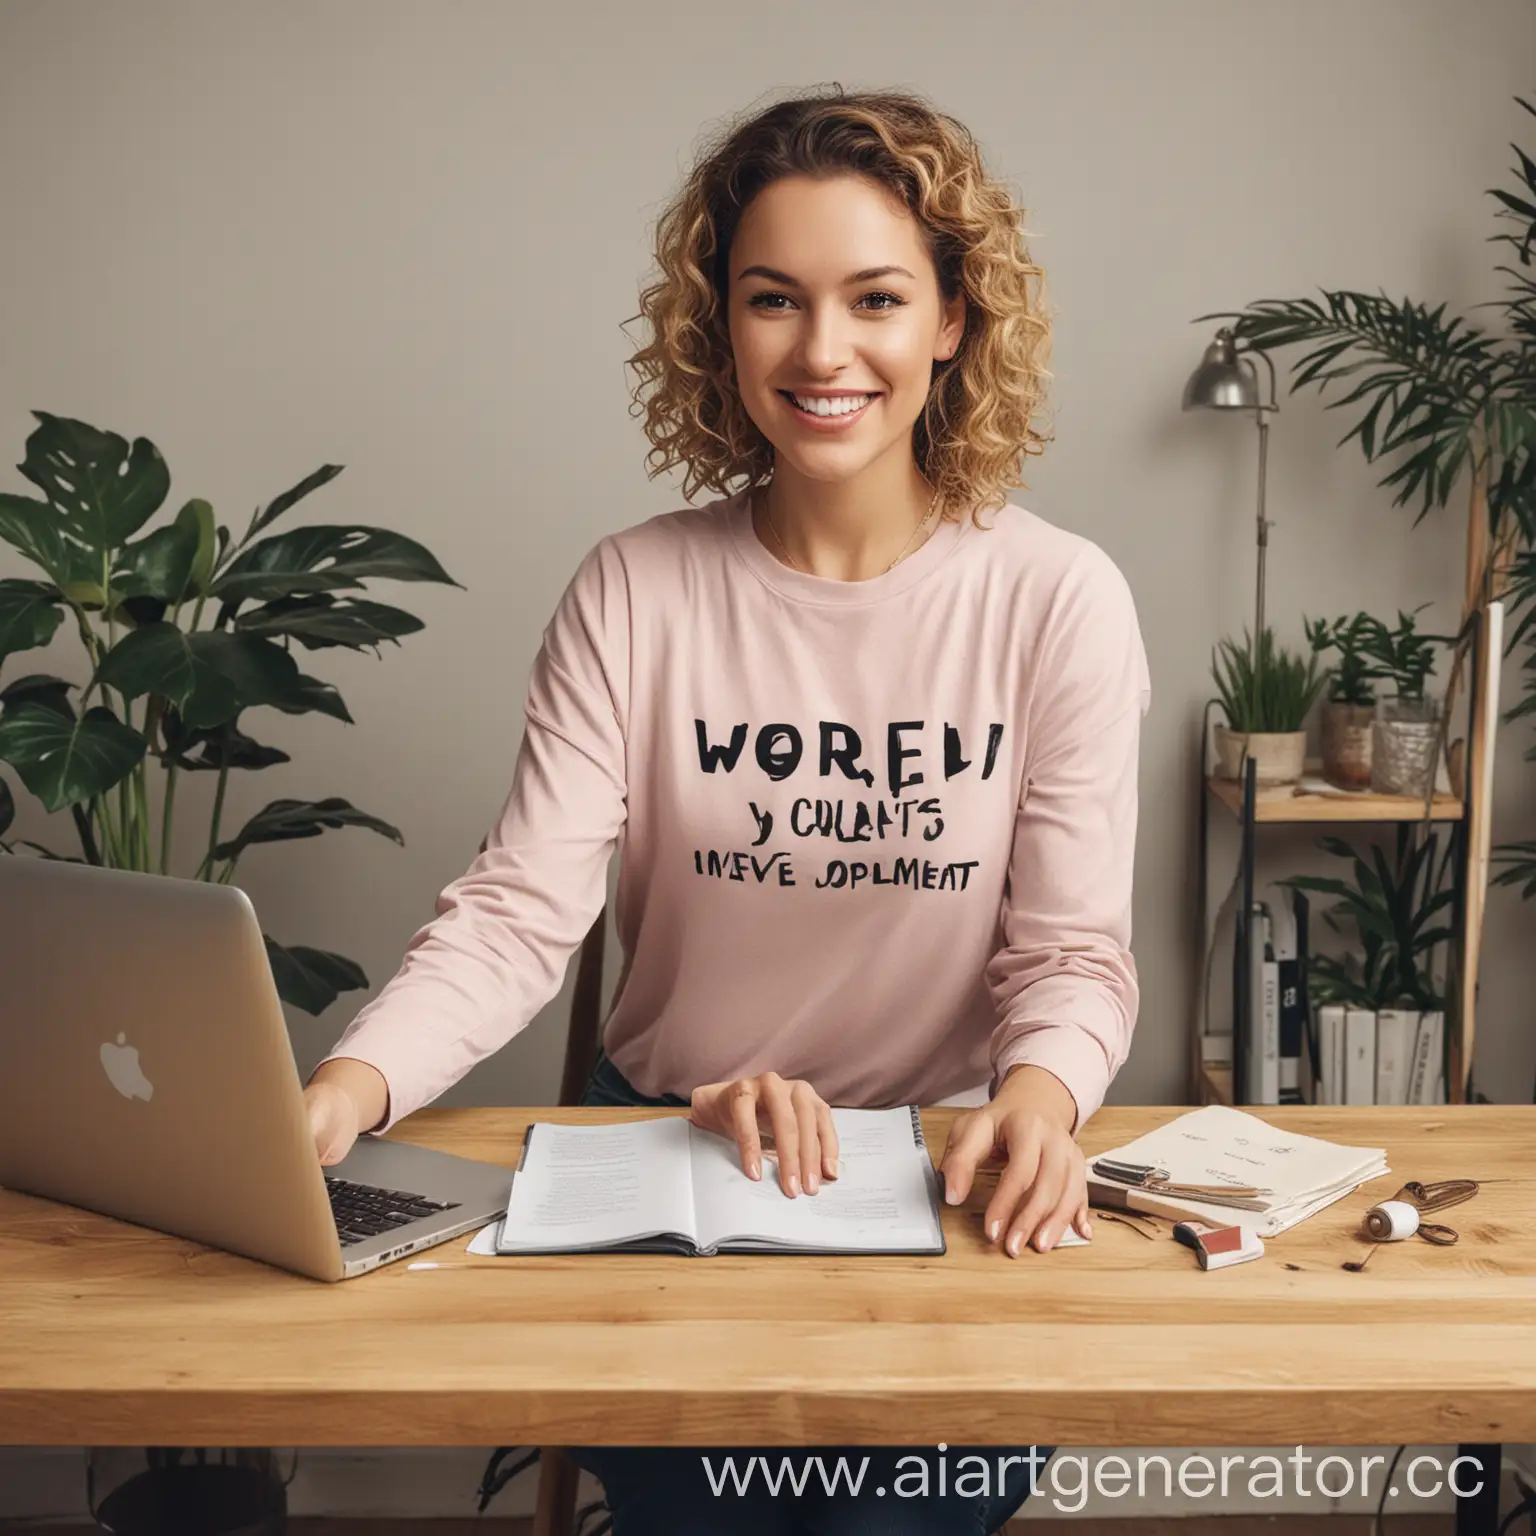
{"left": 1283, "top": 826, "right": 1452, "bottom": 1014}
{"left": 1211, "top": 626, "right": 1328, "bottom": 792}
{"left": 1360, "top": 606, "right": 1447, "bottom": 798}
{"left": 0, "top": 411, "right": 460, "bottom": 1531}
{"left": 1194, "top": 92, "right": 1535, "bottom": 883}
{"left": 1305, "top": 612, "right": 1389, "bottom": 790}
{"left": 1282, "top": 825, "right": 1453, "bottom": 1103}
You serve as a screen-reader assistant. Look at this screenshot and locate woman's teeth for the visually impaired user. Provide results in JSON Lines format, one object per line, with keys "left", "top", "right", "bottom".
{"left": 785, "top": 392, "right": 875, "bottom": 417}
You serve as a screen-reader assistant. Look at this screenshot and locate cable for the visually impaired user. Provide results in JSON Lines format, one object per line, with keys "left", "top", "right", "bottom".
{"left": 473, "top": 1447, "right": 613, "bottom": 1529}
{"left": 1372, "top": 1445, "right": 1405, "bottom": 1536}
{"left": 1499, "top": 1490, "right": 1536, "bottom": 1536}
{"left": 1371, "top": 1446, "right": 1534, "bottom": 1536}
{"left": 575, "top": 1497, "right": 614, "bottom": 1535}
{"left": 475, "top": 1445, "right": 540, "bottom": 1513}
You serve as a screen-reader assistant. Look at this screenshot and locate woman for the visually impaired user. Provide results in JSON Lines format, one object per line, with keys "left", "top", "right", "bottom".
{"left": 305, "top": 84, "right": 1150, "bottom": 1535}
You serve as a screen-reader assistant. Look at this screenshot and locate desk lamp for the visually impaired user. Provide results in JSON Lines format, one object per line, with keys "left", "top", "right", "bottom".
{"left": 1182, "top": 326, "right": 1281, "bottom": 647}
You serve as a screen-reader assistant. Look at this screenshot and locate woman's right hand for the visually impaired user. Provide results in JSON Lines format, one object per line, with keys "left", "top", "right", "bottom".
{"left": 303, "top": 1057, "right": 390, "bottom": 1166}
{"left": 689, "top": 1071, "right": 839, "bottom": 1197}
{"left": 304, "top": 1078, "right": 362, "bottom": 1166}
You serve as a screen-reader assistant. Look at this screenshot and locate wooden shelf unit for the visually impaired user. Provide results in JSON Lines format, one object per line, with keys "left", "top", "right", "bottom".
{"left": 1193, "top": 605, "right": 1501, "bottom": 1112}
{"left": 1205, "top": 775, "right": 1462, "bottom": 824}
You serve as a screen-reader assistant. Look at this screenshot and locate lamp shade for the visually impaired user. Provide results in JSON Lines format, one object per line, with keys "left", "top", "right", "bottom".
{"left": 1182, "top": 326, "right": 1260, "bottom": 410}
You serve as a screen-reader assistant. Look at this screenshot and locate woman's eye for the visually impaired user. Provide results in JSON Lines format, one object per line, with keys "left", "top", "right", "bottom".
{"left": 746, "top": 291, "right": 905, "bottom": 312}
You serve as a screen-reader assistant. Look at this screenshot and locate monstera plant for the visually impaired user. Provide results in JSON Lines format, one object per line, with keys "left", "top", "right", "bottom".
{"left": 0, "top": 411, "right": 460, "bottom": 1012}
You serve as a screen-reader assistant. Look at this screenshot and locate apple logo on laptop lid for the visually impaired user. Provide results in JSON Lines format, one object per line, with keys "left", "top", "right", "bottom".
{"left": 100, "top": 1033, "right": 154, "bottom": 1102}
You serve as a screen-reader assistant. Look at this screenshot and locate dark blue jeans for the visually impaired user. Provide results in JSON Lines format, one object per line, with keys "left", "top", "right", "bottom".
{"left": 566, "top": 1051, "right": 1054, "bottom": 1535}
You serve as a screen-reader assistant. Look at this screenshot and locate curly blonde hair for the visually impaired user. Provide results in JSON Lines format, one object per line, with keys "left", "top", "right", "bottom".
{"left": 623, "top": 84, "right": 1054, "bottom": 526}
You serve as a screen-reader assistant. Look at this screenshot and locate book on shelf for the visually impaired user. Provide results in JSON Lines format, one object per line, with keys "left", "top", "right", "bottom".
{"left": 1226, "top": 885, "right": 1308, "bottom": 1107}
{"left": 1265, "top": 882, "right": 1308, "bottom": 1104}
{"left": 1374, "top": 1009, "right": 1417, "bottom": 1105}
{"left": 1343, "top": 1008, "right": 1377, "bottom": 1105}
{"left": 1239, "top": 903, "right": 1280, "bottom": 1106}
{"left": 1260, "top": 946, "right": 1280, "bottom": 1105}
{"left": 492, "top": 1105, "right": 947, "bottom": 1257}
{"left": 1408, "top": 1011, "right": 1446, "bottom": 1105}
{"left": 1313, "top": 1003, "right": 1345, "bottom": 1105}
{"left": 1309, "top": 1005, "right": 1448, "bottom": 1105}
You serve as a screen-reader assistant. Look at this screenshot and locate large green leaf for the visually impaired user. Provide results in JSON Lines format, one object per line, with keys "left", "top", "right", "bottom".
{"left": 264, "top": 934, "right": 368, "bottom": 1015}
{"left": 0, "top": 673, "right": 74, "bottom": 718}
{"left": 18, "top": 413, "right": 170, "bottom": 554}
{"left": 95, "top": 624, "right": 300, "bottom": 730}
{"left": 0, "top": 702, "right": 145, "bottom": 811}
{"left": 0, "top": 493, "right": 86, "bottom": 587}
{"left": 213, "top": 796, "right": 402, "bottom": 861}
{"left": 1281, "top": 874, "right": 1397, "bottom": 944}
{"left": 0, "top": 580, "right": 65, "bottom": 670}
{"left": 161, "top": 715, "right": 290, "bottom": 773}
{"left": 238, "top": 464, "right": 345, "bottom": 550}
{"left": 213, "top": 524, "right": 460, "bottom": 605}
{"left": 94, "top": 624, "right": 237, "bottom": 727}
{"left": 266, "top": 672, "right": 353, "bottom": 723}
{"left": 1493, "top": 840, "right": 1536, "bottom": 899}
{"left": 232, "top": 593, "right": 424, "bottom": 651}
{"left": 178, "top": 499, "right": 219, "bottom": 599}
{"left": 113, "top": 518, "right": 200, "bottom": 613}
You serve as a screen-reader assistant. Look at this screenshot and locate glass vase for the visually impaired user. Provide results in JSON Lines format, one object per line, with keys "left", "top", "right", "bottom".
{"left": 1320, "top": 701, "right": 1374, "bottom": 790}
{"left": 1370, "top": 694, "right": 1442, "bottom": 798}
{"left": 86, "top": 1448, "right": 296, "bottom": 1535}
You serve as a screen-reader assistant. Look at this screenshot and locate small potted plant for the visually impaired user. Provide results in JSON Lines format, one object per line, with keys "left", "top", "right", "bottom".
{"left": 1360, "top": 606, "right": 1446, "bottom": 798}
{"left": 1211, "top": 626, "right": 1328, "bottom": 793}
{"left": 1304, "top": 613, "right": 1388, "bottom": 791}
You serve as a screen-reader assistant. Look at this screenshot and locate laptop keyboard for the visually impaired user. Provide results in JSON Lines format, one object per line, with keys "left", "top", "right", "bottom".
{"left": 324, "top": 1174, "right": 461, "bottom": 1247}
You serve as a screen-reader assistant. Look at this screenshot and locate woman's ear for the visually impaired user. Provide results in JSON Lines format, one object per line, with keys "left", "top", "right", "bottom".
{"left": 936, "top": 291, "right": 967, "bottom": 361}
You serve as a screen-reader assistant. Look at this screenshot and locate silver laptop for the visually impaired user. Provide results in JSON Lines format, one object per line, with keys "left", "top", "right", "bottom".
{"left": 0, "top": 856, "right": 512, "bottom": 1282}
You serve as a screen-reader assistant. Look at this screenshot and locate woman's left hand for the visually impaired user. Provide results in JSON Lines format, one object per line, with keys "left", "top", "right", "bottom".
{"left": 937, "top": 1066, "right": 1092, "bottom": 1256}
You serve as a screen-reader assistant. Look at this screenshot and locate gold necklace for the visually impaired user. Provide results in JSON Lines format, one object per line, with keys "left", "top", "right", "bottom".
{"left": 758, "top": 484, "right": 941, "bottom": 576}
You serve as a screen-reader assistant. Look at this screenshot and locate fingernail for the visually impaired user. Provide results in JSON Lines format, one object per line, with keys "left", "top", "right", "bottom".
{"left": 788, "top": 1174, "right": 800, "bottom": 1196}
{"left": 1037, "top": 1228, "right": 1054, "bottom": 1251}
{"left": 1007, "top": 1232, "right": 1021, "bottom": 1257}
{"left": 945, "top": 1183, "right": 961, "bottom": 1205}
{"left": 986, "top": 1220, "right": 999, "bottom": 1242}
{"left": 748, "top": 1161, "right": 760, "bottom": 1180}
{"left": 807, "top": 1172, "right": 818, "bottom": 1193}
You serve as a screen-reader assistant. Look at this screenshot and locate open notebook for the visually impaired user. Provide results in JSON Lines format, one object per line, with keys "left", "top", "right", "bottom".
{"left": 491, "top": 1106, "right": 947, "bottom": 1256}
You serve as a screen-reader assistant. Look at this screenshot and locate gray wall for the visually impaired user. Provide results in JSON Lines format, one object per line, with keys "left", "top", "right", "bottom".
{"left": 2, "top": 0, "right": 1533, "bottom": 1112}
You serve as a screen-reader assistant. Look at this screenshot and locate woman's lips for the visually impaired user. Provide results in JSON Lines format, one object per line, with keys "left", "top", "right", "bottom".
{"left": 777, "top": 391, "right": 879, "bottom": 432}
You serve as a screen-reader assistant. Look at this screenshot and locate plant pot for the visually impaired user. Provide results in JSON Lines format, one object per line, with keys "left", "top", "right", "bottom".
{"left": 86, "top": 1448, "right": 294, "bottom": 1535}
{"left": 1371, "top": 694, "right": 1442, "bottom": 798}
{"left": 1212, "top": 725, "right": 1307, "bottom": 791}
{"left": 1320, "top": 701, "right": 1375, "bottom": 790}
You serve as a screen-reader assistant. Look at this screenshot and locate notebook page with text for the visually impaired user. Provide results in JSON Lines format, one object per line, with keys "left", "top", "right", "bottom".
{"left": 496, "top": 1117, "right": 696, "bottom": 1253}
{"left": 688, "top": 1107, "right": 944, "bottom": 1254}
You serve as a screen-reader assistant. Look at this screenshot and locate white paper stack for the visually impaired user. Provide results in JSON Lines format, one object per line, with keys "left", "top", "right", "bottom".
{"left": 1088, "top": 1105, "right": 1390, "bottom": 1237}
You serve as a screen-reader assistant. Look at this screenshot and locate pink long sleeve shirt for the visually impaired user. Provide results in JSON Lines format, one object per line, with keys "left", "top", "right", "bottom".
{"left": 320, "top": 487, "right": 1151, "bottom": 1136}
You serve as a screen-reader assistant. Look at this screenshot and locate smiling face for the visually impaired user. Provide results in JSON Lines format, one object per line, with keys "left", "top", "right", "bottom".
{"left": 726, "top": 174, "right": 966, "bottom": 486}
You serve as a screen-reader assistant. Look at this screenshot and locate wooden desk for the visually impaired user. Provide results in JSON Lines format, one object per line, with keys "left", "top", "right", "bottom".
{"left": 1, "top": 1105, "right": 1532, "bottom": 1467}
